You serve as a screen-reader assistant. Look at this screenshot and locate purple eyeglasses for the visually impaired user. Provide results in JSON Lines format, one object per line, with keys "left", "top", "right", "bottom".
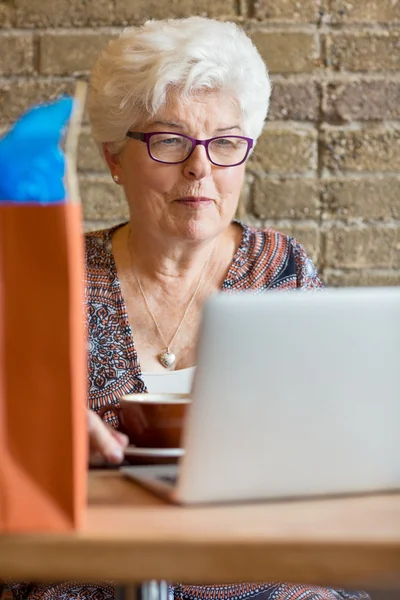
{"left": 126, "top": 131, "right": 253, "bottom": 167}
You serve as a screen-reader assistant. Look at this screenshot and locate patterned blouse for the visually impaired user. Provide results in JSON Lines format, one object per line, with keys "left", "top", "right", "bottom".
{"left": 86, "top": 221, "right": 323, "bottom": 416}
{"left": 6, "top": 222, "right": 369, "bottom": 600}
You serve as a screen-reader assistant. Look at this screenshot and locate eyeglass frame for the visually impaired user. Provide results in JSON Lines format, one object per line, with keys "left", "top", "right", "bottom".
{"left": 126, "top": 131, "right": 254, "bottom": 167}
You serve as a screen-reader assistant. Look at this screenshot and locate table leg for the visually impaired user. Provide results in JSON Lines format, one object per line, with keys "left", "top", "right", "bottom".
{"left": 116, "top": 585, "right": 139, "bottom": 600}
{"left": 116, "top": 580, "right": 169, "bottom": 600}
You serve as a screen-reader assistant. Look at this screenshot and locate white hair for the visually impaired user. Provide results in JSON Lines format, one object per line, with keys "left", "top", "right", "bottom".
{"left": 88, "top": 16, "right": 271, "bottom": 154}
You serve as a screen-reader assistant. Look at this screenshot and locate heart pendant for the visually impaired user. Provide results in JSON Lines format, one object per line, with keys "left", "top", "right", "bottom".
{"left": 159, "top": 350, "right": 176, "bottom": 369}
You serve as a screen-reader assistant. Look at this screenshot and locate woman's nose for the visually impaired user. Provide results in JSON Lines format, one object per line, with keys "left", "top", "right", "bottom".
{"left": 182, "top": 144, "right": 212, "bottom": 180}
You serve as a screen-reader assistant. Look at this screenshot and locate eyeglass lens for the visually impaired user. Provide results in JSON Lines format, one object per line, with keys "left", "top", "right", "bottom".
{"left": 148, "top": 134, "right": 249, "bottom": 165}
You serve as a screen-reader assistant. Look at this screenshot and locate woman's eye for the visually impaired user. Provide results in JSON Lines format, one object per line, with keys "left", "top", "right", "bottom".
{"left": 215, "top": 138, "right": 235, "bottom": 147}
{"left": 156, "top": 137, "right": 183, "bottom": 146}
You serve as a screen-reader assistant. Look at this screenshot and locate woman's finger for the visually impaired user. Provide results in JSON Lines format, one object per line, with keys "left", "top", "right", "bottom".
{"left": 88, "top": 409, "right": 125, "bottom": 464}
{"left": 111, "top": 428, "right": 130, "bottom": 448}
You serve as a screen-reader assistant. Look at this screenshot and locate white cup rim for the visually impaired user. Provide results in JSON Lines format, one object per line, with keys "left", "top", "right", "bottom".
{"left": 120, "top": 393, "right": 191, "bottom": 405}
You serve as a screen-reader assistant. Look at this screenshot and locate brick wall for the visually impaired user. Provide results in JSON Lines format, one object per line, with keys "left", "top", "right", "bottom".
{"left": 1, "top": 0, "right": 400, "bottom": 286}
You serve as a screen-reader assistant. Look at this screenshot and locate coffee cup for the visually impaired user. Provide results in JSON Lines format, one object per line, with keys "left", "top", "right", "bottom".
{"left": 97, "top": 393, "right": 190, "bottom": 449}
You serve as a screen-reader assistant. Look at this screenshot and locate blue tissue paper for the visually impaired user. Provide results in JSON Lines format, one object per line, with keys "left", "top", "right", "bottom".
{"left": 0, "top": 96, "right": 73, "bottom": 203}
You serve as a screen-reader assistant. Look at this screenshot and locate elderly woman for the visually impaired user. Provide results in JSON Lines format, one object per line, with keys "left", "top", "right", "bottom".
{"left": 85, "top": 15, "right": 324, "bottom": 456}
{"left": 85, "top": 16, "right": 367, "bottom": 600}
{"left": 7, "top": 15, "right": 369, "bottom": 600}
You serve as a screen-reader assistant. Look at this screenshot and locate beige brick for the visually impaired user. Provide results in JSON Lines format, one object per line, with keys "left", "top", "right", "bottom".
{"left": 114, "top": 0, "right": 236, "bottom": 25}
{"left": 0, "top": 0, "right": 16, "bottom": 28}
{"left": 250, "top": 125, "right": 318, "bottom": 173}
{"left": 321, "top": 126, "right": 400, "bottom": 173}
{"left": 324, "top": 269, "right": 400, "bottom": 287}
{"left": 250, "top": 30, "right": 319, "bottom": 74}
{"left": 235, "top": 175, "right": 252, "bottom": 221}
{"left": 325, "top": 31, "right": 400, "bottom": 72}
{"left": 0, "top": 79, "right": 75, "bottom": 124}
{"left": 80, "top": 178, "right": 129, "bottom": 221}
{"left": 78, "top": 131, "right": 106, "bottom": 172}
{"left": 0, "top": 33, "right": 34, "bottom": 75}
{"left": 285, "top": 223, "right": 320, "bottom": 266}
{"left": 328, "top": 0, "right": 400, "bottom": 23}
{"left": 322, "top": 177, "right": 400, "bottom": 221}
{"left": 269, "top": 79, "right": 319, "bottom": 121}
{"left": 322, "top": 79, "right": 400, "bottom": 122}
{"left": 15, "top": 0, "right": 113, "bottom": 27}
{"left": 40, "top": 33, "right": 115, "bottom": 76}
{"left": 324, "top": 225, "right": 400, "bottom": 268}
{"left": 253, "top": 177, "right": 319, "bottom": 219}
{"left": 254, "top": 0, "right": 325, "bottom": 22}
{"left": 84, "top": 219, "right": 126, "bottom": 233}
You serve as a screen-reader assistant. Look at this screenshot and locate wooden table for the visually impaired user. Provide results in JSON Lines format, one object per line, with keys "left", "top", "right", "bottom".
{"left": 0, "top": 471, "right": 400, "bottom": 592}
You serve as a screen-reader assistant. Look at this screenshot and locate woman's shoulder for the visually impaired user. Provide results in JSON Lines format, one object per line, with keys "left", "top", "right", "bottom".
{"left": 85, "top": 223, "right": 126, "bottom": 271}
{"left": 238, "top": 221, "right": 300, "bottom": 266}
{"left": 234, "top": 222, "right": 323, "bottom": 290}
{"left": 85, "top": 227, "right": 112, "bottom": 265}
{"left": 243, "top": 221, "right": 297, "bottom": 244}
{"left": 84, "top": 225, "right": 126, "bottom": 294}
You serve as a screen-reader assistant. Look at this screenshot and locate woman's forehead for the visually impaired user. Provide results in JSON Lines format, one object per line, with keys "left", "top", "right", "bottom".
{"left": 144, "top": 89, "right": 242, "bottom": 130}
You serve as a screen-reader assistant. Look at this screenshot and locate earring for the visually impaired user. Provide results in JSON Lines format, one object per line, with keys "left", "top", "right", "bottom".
{"left": 113, "top": 175, "right": 120, "bottom": 183}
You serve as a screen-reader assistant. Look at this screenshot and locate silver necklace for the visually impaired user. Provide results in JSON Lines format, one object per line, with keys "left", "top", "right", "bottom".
{"left": 129, "top": 236, "right": 214, "bottom": 370}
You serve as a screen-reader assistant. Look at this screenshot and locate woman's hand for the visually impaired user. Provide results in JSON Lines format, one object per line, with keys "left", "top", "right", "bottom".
{"left": 88, "top": 409, "right": 129, "bottom": 465}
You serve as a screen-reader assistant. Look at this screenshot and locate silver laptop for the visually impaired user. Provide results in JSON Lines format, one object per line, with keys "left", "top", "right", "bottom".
{"left": 122, "top": 288, "right": 400, "bottom": 504}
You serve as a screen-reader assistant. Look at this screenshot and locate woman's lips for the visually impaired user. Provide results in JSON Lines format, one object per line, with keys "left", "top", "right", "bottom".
{"left": 175, "top": 196, "right": 214, "bottom": 206}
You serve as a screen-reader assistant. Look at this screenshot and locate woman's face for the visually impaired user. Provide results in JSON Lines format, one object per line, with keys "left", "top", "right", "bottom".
{"left": 106, "top": 89, "right": 247, "bottom": 243}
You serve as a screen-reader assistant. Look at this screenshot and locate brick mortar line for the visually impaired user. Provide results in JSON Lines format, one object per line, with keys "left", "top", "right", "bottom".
{"left": 68, "top": 122, "right": 400, "bottom": 132}
{"left": 320, "top": 121, "right": 400, "bottom": 129}
{"left": 320, "top": 221, "right": 400, "bottom": 228}
{"left": 111, "top": 0, "right": 118, "bottom": 29}
{"left": 21, "top": 23, "right": 318, "bottom": 34}
{"left": 245, "top": 22, "right": 400, "bottom": 32}
{"left": 0, "top": 27, "right": 126, "bottom": 35}
{"left": 75, "top": 172, "right": 400, "bottom": 181}
{"left": 320, "top": 173, "right": 400, "bottom": 180}
{"left": 4, "top": 74, "right": 400, "bottom": 84}
{"left": 237, "top": 219, "right": 400, "bottom": 230}
{"left": 78, "top": 173, "right": 115, "bottom": 181}
{"left": 1, "top": 23, "right": 399, "bottom": 35}
{"left": 5, "top": 72, "right": 400, "bottom": 82}
{"left": 221, "top": 169, "right": 400, "bottom": 178}
{"left": 319, "top": 24, "right": 400, "bottom": 34}
{"left": 261, "top": 219, "right": 400, "bottom": 228}
{"left": 245, "top": 24, "right": 320, "bottom": 32}
{"left": 0, "top": 75, "right": 77, "bottom": 82}
{"left": 271, "top": 70, "right": 400, "bottom": 78}
{"left": 256, "top": 218, "right": 319, "bottom": 225}
{"left": 316, "top": 59, "right": 326, "bottom": 272}
{"left": 322, "top": 171, "right": 400, "bottom": 178}
{"left": 32, "top": 34, "right": 40, "bottom": 74}
{"left": 4, "top": 71, "right": 400, "bottom": 81}
{"left": 247, "top": 173, "right": 319, "bottom": 180}
{"left": 325, "top": 268, "right": 400, "bottom": 273}
{"left": 262, "top": 121, "right": 318, "bottom": 129}
{"left": 237, "top": 0, "right": 247, "bottom": 19}
{"left": 244, "top": 18, "right": 400, "bottom": 27}
{"left": 270, "top": 73, "right": 400, "bottom": 82}
{"left": 246, "top": 173, "right": 400, "bottom": 181}
{"left": 237, "top": 170, "right": 318, "bottom": 178}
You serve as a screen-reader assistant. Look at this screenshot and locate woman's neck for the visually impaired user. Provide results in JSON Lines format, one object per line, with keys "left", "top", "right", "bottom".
{"left": 122, "top": 223, "right": 221, "bottom": 287}
{"left": 112, "top": 221, "right": 242, "bottom": 302}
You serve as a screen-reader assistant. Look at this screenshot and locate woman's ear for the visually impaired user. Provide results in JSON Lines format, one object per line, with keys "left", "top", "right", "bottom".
{"left": 102, "top": 143, "right": 122, "bottom": 184}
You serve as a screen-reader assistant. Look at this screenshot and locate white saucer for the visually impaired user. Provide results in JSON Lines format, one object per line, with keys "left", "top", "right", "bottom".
{"left": 124, "top": 446, "right": 185, "bottom": 458}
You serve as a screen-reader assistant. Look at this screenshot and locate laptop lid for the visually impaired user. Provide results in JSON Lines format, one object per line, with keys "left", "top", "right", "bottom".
{"left": 173, "top": 288, "right": 400, "bottom": 504}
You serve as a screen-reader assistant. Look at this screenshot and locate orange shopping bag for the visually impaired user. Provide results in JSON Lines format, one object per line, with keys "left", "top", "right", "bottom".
{"left": 0, "top": 95, "right": 87, "bottom": 532}
{"left": 0, "top": 203, "right": 87, "bottom": 532}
